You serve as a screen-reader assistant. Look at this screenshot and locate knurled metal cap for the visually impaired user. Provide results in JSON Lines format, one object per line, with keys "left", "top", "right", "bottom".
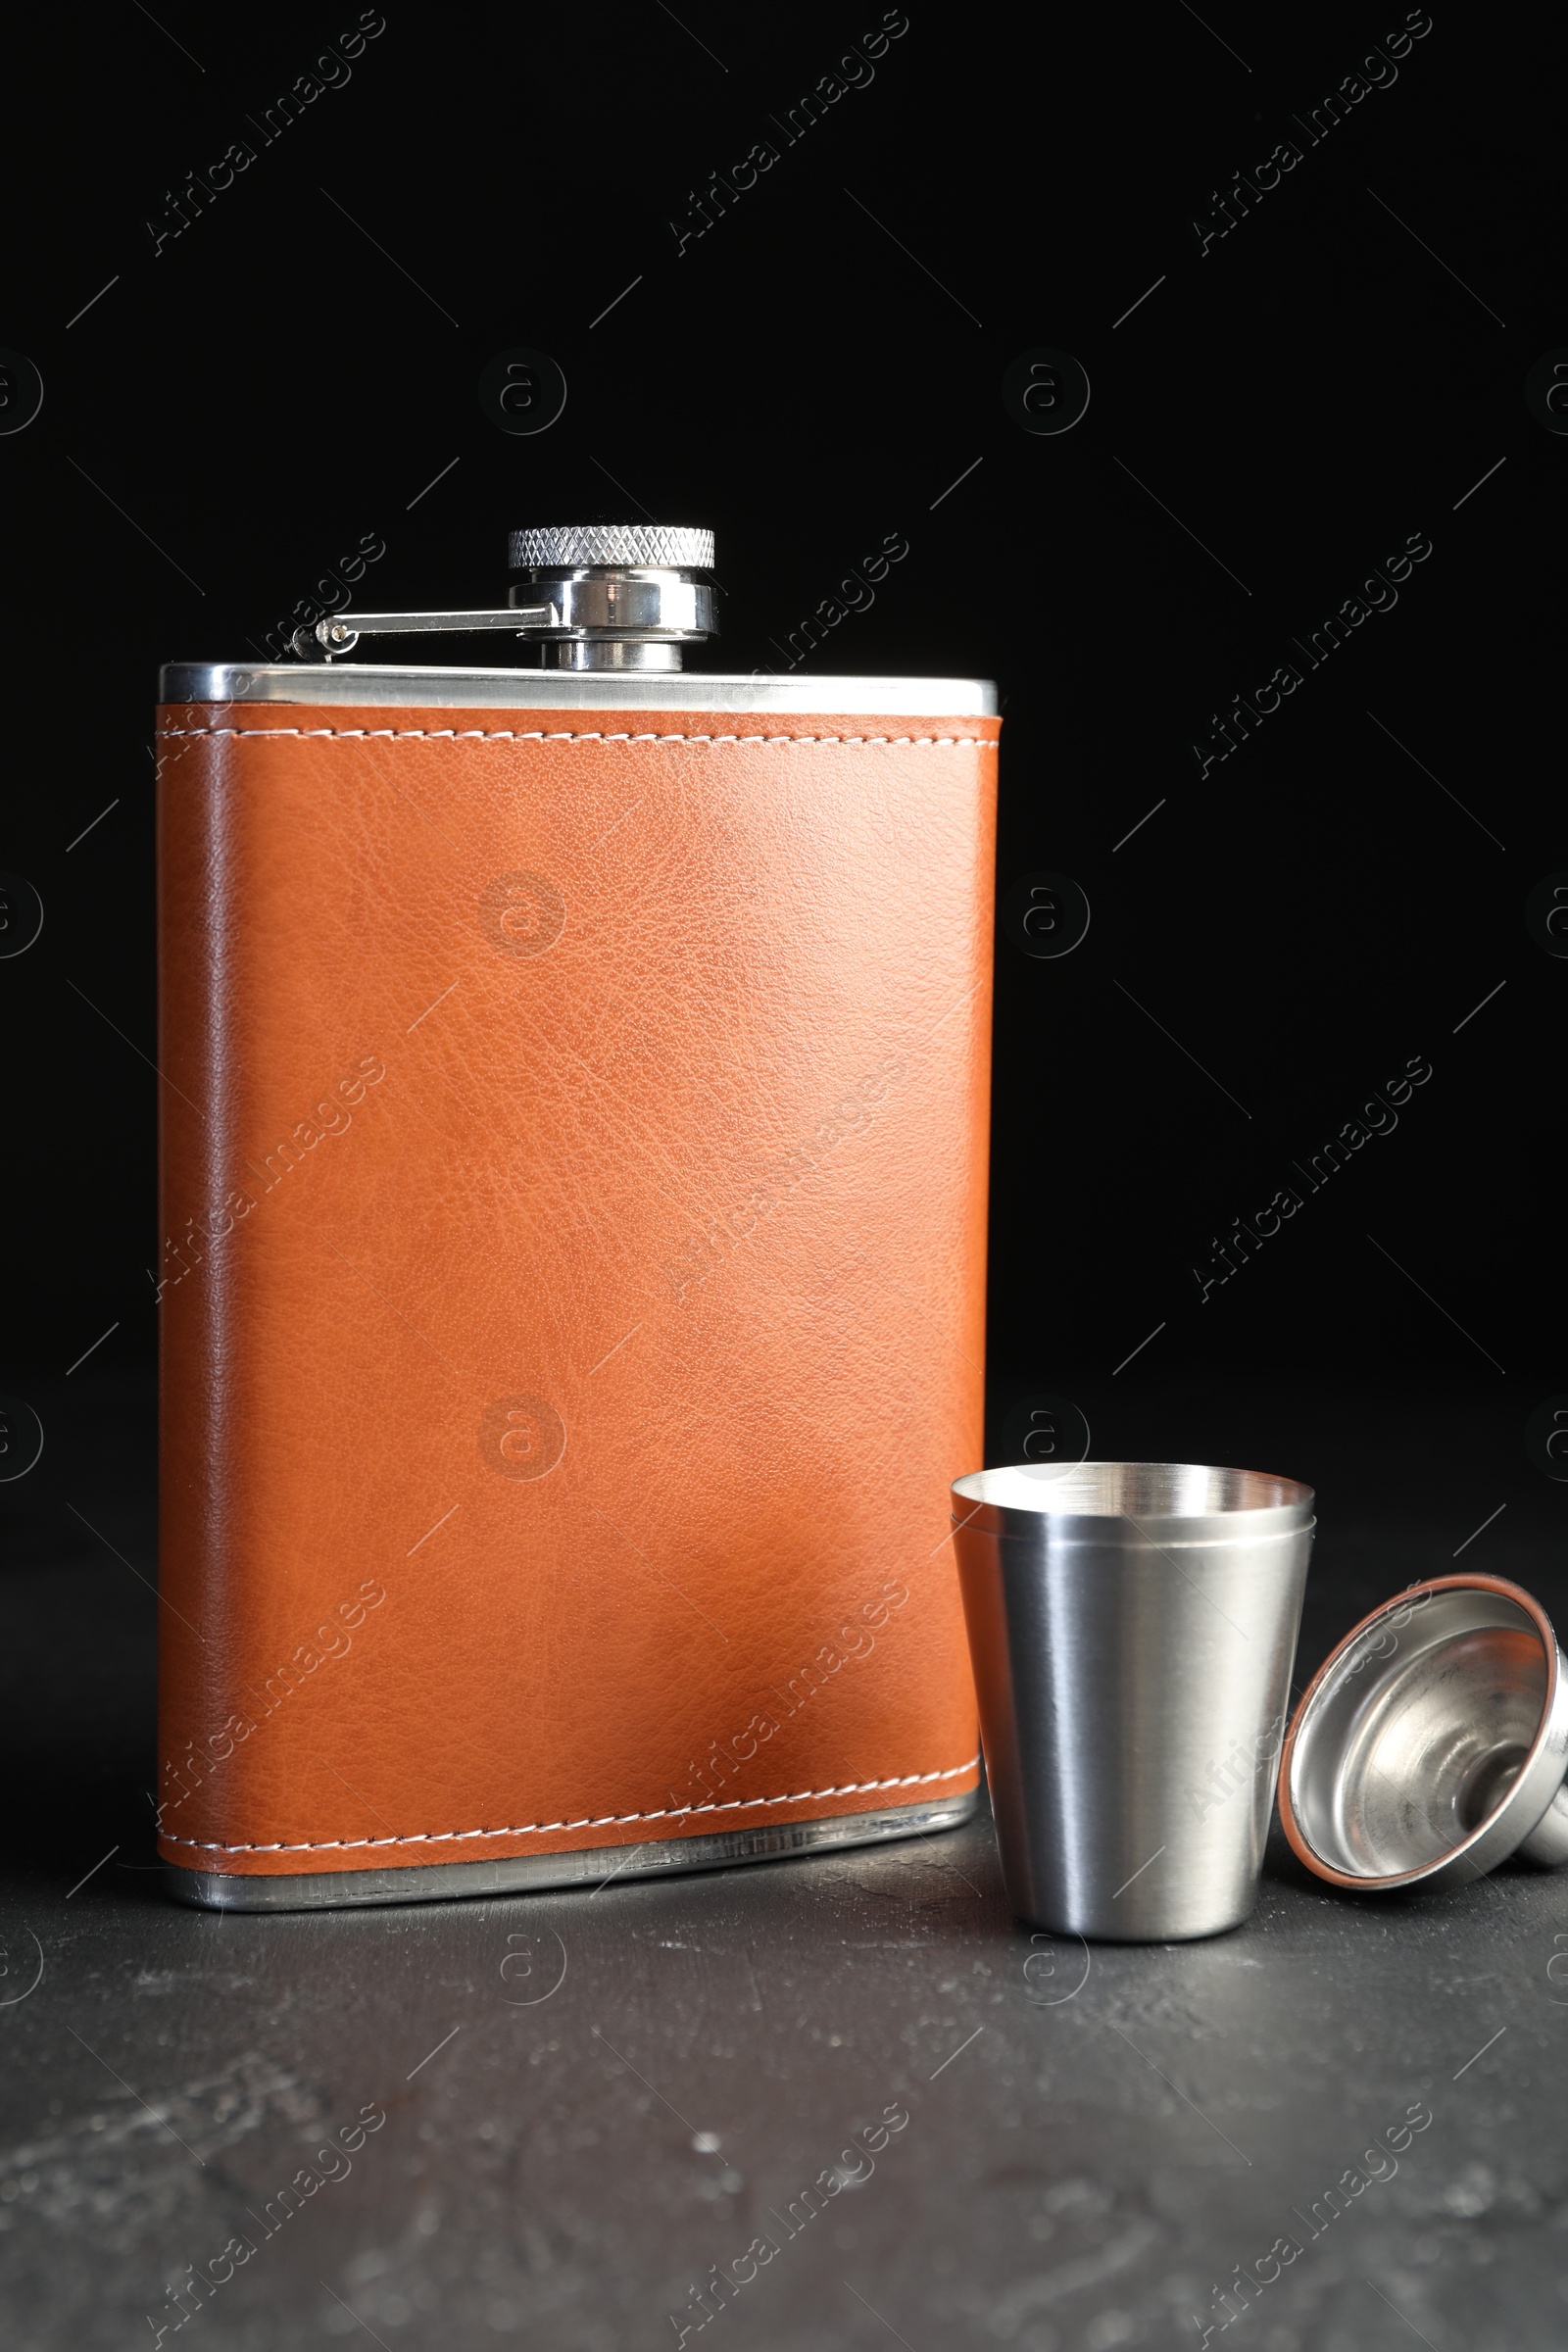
{"left": 508, "top": 523, "right": 714, "bottom": 571}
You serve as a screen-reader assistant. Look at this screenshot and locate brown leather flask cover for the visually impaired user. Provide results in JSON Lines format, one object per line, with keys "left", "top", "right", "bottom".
{"left": 155, "top": 702, "right": 998, "bottom": 1882}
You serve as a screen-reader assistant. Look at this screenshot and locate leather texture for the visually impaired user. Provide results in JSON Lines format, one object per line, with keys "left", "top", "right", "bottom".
{"left": 155, "top": 700, "right": 999, "bottom": 1880}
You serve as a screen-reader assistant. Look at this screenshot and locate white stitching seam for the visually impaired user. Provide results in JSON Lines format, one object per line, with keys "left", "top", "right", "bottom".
{"left": 158, "top": 1757, "right": 981, "bottom": 1855}
{"left": 154, "top": 726, "right": 997, "bottom": 748}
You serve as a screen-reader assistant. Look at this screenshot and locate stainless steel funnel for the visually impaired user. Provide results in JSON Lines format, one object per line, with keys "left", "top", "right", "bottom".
{"left": 1280, "top": 1573, "right": 1568, "bottom": 1891}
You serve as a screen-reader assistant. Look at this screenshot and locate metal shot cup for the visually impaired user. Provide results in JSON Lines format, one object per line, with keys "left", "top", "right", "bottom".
{"left": 951, "top": 1463, "right": 1315, "bottom": 1941}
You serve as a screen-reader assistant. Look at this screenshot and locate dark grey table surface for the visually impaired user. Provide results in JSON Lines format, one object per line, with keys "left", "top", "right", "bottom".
{"left": 3, "top": 1368, "right": 1564, "bottom": 2352}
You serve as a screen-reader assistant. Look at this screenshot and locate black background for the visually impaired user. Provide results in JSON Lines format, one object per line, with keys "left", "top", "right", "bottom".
{"left": 0, "top": 3, "right": 1559, "bottom": 1492}
{"left": 4, "top": 11, "right": 1568, "bottom": 2349}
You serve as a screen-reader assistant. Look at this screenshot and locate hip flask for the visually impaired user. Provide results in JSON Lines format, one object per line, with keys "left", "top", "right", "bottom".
{"left": 155, "top": 524, "right": 999, "bottom": 1908}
